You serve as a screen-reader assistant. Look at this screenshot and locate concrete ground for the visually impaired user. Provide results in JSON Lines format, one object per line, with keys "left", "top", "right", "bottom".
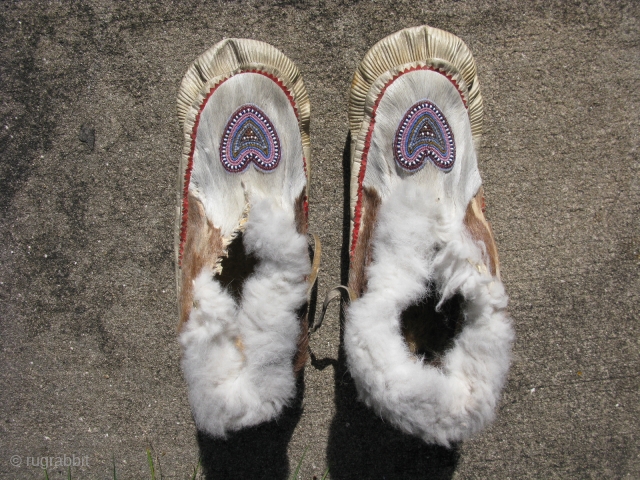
{"left": 1, "top": 1, "right": 638, "bottom": 478}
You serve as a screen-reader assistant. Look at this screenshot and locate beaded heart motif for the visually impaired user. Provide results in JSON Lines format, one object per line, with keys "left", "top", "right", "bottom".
{"left": 219, "top": 105, "right": 281, "bottom": 173}
{"left": 393, "top": 100, "right": 455, "bottom": 172}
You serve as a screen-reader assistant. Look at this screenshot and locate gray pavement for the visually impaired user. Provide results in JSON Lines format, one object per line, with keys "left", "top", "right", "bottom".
{"left": 1, "top": 1, "right": 638, "bottom": 478}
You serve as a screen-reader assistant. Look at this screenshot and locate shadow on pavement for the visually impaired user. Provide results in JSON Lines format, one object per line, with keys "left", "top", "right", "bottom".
{"left": 325, "top": 134, "right": 459, "bottom": 479}
{"left": 196, "top": 375, "right": 305, "bottom": 479}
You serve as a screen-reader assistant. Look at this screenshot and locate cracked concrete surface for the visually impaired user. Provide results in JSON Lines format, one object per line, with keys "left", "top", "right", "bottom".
{"left": 0, "top": 1, "right": 638, "bottom": 478}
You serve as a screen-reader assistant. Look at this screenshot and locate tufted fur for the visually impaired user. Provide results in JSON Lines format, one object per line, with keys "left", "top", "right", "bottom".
{"left": 344, "top": 182, "right": 514, "bottom": 446}
{"left": 179, "top": 197, "right": 310, "bottom": 437}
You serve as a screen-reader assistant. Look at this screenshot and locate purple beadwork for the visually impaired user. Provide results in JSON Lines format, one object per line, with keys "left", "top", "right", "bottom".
{"left": 219, "top": 105, "right": 280, "bottom": 173}
{"left": 393, "top": 100, "right": 455, "bottom": 172}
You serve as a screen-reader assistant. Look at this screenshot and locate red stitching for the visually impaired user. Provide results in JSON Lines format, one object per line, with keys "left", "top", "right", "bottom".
{"left": 179, "top": 70, "right": 305, "bottom": 265}
{"left": 350, "top": 66, "right": 466, "bottom": 259}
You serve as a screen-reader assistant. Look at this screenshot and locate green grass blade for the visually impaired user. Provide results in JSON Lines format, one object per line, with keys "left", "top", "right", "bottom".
{"left": 289, "top": 446, "right": 308, "bottom": 480}
{"left": 67, "top": 466, "right": 71, "bottom": 480}
{"left": 191, "top": 459, "right": 201, "bottom": 480}
{"left": 321, "top": 467, "right": 330, "bottom": 480}
{"left": 146, "top": 449, "right": 156, "bottom": 480}
{"left": 44, "top": 468, "right": 49, "bottom": 480}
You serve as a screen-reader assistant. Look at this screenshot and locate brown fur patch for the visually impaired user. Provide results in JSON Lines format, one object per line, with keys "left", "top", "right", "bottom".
{"left": 178, "top": 192, "right": 225, "bottom": 330}
{"left": 463, "top": 187, "right": 500, "bottom": 277}
{"left": 292, "top": 312, "right": 309, "bottom": 376}
{"left": 294, "top": 187, "right": 308, "bottom": 236}
{"left": 348, "top": 187, "right": 381, "bottom": 297}
{"left": 293, "top": 188, "right": 310, "bottom": 374}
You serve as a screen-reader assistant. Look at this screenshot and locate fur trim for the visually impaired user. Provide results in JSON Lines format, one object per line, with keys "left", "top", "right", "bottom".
{"left": 179, "top": 197, "right": 310, "bottom": 437}
{"left": 344, "top": 182, "right": 514, "bottom": 446}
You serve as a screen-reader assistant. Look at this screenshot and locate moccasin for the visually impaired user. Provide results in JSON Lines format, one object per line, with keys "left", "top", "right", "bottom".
{"left": 175, "top": 39, "right": 316, "bottom": 437}
{"left": 344, "top": 25, "right": 515, "bottom": 446}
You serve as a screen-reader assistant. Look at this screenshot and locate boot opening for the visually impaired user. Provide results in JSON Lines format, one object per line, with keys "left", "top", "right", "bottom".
{"left": 400, "top": 286, "right": 465, "bottom": 365}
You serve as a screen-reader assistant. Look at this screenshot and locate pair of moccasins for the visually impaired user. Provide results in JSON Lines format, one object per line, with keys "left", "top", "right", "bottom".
{"left": 176, "top": 25, "right": 514, "bottom": 447}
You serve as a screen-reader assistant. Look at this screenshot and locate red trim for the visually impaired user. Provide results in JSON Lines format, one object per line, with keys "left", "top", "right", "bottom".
{"left": 179, "top": 70, "right": 305, "bottom": 264}
{"left": 350, "top": 66, "right": 466, "bottom": 258}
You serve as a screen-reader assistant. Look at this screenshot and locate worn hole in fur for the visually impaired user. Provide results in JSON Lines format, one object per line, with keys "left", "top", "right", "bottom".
{"left": 216, "top": 232, "right": 258, "bottom": 302}
{"left": 400, "top": 287, "right": 465, "bottom": 365}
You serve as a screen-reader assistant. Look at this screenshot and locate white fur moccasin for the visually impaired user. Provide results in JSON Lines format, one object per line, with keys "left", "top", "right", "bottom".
{"left": 344, "top": 25, "right": 515, "bottom": 446}
{"left": 175, "top": 39, "right": 316, "bottom": 437}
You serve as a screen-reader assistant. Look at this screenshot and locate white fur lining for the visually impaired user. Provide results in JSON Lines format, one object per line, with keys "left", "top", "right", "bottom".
{"left": 180, "top": 198, "right": 310, "bottom": 437}
{"left": 345, "top": 183, "right": 514, "bottom": 446}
